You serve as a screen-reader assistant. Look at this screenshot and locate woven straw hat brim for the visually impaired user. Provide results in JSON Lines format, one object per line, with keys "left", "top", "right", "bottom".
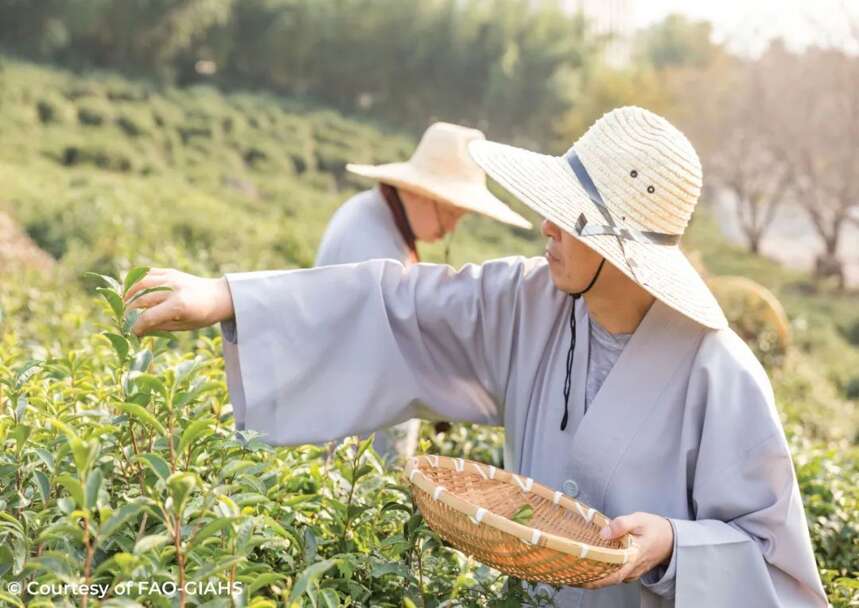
{"left": 347, "top": 161, "right": 532, "bottom": 229}
{"left": 468, "top": 139, "right": 728, "bottom": 330}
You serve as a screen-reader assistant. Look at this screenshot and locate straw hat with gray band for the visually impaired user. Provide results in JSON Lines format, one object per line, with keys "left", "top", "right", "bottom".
{"left": 347, "top": 122, "right": 532, "bottom": 229}
{"left": 468, "top": 106, "right": 728, "bottom": 330}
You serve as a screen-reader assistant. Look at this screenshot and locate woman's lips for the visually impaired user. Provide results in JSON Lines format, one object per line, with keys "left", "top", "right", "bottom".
{"left": 544, "top": 248, "right": 560, "bottom": 264}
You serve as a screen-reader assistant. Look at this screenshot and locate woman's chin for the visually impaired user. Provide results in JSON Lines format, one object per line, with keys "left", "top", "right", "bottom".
{"left": 546, "top": 264, "right": 567, "bottom": 291}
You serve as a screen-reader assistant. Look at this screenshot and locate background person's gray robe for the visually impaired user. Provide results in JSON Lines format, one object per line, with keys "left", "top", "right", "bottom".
{"left": 315, "top": 188, "right": 411, "bottom": 266}
{"left": 219, "top": 256, "right": 827, "bottom": 607}
{"left": 314, "top": 186, "right": 421, "bottom": 461}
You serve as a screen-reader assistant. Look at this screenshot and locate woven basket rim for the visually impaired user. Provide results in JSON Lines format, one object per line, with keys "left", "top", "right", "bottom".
{"left": 405, "top": 455, "right": 637, "bottom": 565}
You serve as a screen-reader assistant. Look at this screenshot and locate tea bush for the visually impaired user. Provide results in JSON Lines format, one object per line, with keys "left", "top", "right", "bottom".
{"left": 0, "top": 269, "right": 567, "bottom": 607}
{"left": 790, "top": 427, "right": 859, "bottom": 605}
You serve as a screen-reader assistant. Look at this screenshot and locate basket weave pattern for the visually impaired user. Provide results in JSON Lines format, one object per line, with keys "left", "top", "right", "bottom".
{"left": 406, "top": 455, "right": 636, "bottom": 586}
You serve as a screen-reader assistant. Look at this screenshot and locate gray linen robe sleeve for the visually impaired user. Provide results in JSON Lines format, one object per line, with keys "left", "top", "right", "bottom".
{"left": 640, "top": 330, "right": 827, "bottom": 607}
{"left": 219, "top": 257, "right": 534, "bottom": 445}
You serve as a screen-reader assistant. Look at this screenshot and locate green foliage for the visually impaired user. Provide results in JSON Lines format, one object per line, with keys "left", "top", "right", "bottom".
{"left": 634, "top": 14, "right": 715, "bottom": 69}
{"left": 790, "top": 429, "right": 859, "bottom": 605}
{"left": 0, "top": 58, "right": 540, "bottom": 286}
{"left": 0, "top": 270, "right": 551, "bottom": 606}
{"left": 0, "top": 0, "right": 601, "bottom": 142}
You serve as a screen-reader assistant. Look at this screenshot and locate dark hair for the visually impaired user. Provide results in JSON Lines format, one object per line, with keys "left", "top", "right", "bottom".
{"left": 378, "top": 183, "right": 419, "bottom": 261}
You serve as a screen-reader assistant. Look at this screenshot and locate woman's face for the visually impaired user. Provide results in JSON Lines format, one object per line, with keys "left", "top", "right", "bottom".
{"left": 399, "top": 189, "right": 466, "bottom": 242}
{"left": 541, "top": 218, "right": 604, "bottom": 293}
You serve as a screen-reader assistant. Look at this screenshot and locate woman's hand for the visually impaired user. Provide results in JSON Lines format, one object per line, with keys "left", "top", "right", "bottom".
{"left": 580, "top": 512, "right": 674, "bottom": 589}
{"left": 123, "top": 268, "right": 234, "bottom": 336}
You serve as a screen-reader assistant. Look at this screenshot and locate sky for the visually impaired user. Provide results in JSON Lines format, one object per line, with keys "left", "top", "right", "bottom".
{"left": 570, "top": 0, "right": 859, "bottom": 56}
{"left": 641, "top": 0, "right": 858, "bottom": 54}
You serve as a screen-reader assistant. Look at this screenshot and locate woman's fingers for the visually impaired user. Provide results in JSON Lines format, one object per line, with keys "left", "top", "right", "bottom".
{"left": 132, "top": 298, "right": 179, "bottom": 336}
{"left": 124, "top": 271, "right": 174, "bottom": 303}
{"left": 601, "top": 512, "right": 646, "bottom": 540}
{"left": 126, "top": 287, "right": 172, "bottom": 311}
{"left": 125, "top": 274, "right": 163, "bottom": 303}
{"left": 580, "top": 562, "right": 636, "bottom": 589}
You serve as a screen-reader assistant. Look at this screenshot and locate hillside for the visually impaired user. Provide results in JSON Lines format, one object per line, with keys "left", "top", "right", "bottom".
{"left": 0, "top": 58, "right": 545, "bottom": 282}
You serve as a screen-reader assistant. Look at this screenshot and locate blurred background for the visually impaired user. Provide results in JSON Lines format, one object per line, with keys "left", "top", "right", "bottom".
{"left": 0, "top": 0, "right": 856, "bottom": 603}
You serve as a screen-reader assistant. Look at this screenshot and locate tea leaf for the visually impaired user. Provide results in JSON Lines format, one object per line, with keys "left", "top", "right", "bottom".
{"left": 179, "top": 416, "right": 212, "bottom": 453}
{"left": 14, "top": 360, "right": 42, "bottom": 388}
{"left": 248, "top": 572, "right": 287, "bottom": 594}
{"left": 57, "top": 496, "right": 75, "bottom": 515}
{"left": 104, "top": 332, "right": 130, "bottom": 361}
{"left": 50, "top": 418, "right": 96, "bottom": 474}
{"left": 190, "top": 555, "right": 246, "bottom": 583}
{"left": 123, "top": 266, "right": 150, "bottom": 295}
{"left": 57, "top": 474, "right": 84, "bottom": 508}
{"left": 122, "top": 308, "right": 142, "bottom": 335}
{"left": 126, "top": 286, "right": 172, "bottom": 307}
{"left": 319, "top": 588, "right": 340, "bottom": 608}
{"left": 83, "top": 271, "right": 122, "bottom": 292}
{"left": 189, "top": 516, "right": 236, "bottom": 549}
{"left": 98, "top": 501, "right": 145, "bottom": 542}
{"left": 132, "top": 373, "right": 167, "bottom": 398}
{"left": 137, "top": 452, "right": 171, "bottom": 481}
{"left": 130, "top": 349, "right": 153, "bottom": 373}
{"left": 14, "top": 395, "right": 28, "bottom": 419}
{"left": 33, "top": 470, "right": 51, "bottom": 503}
{"left": 85, "top": 468, "right": 103, "bottom": 509}
{"left": 0, "top": 591, "right": 24, "bottom": 608}
{"left": 357, "top": 435, "right": 374, "bottom": 460}
{"left": 133, "top": 533, "right": 171, "bottom": 555}
{"left": 174, "top": 358, "right": 199, "bottom": 386}
{"left": 96, "top": 288, "right": 125, "bottom": 320}
{"left": 10, "top": 424, "right": 30, "bottom": 454}
{"left": 33, "top": 448, "right": 54, "bottom": 471}
{"left": 167, "top": 472, "right": 196, "bottom": 513}
{"left": 288, "top": 558, "right": 340, "bottom": 603}
{"left": 303, "top": 527, "right": 318, "bottom": 564}
{"left": 352, "top": 463, "right": 374, "bottom": 484}
{"left": 381, "top": 501, "right": 412, "bottom": 516}
{"left": 118, "top": 402, "right": 166, "bottom": 435}
{"left": 511, "top": 504, "right": 534, "bottom": 526}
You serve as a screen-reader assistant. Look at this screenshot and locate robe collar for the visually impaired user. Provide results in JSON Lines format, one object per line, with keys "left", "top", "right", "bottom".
{"left": 565, "top": 297, "right": 708, "bottom": 509}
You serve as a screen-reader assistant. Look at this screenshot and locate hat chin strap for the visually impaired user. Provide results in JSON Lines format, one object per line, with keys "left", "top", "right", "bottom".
{"left": 565, "top": 149, "right": 680, "bottom": 288}
{"left": 571, "top": 257, "right": 606, "bottom": 299}
{"left": 560, "top": 257, "right": 606, "bottom": 431}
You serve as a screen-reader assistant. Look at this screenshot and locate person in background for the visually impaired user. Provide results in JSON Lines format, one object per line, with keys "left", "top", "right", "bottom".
{"left": 315, "top": 121, "right": 531, "bottom": 462}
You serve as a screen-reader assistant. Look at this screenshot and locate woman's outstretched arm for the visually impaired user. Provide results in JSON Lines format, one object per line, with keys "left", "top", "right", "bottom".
{"left": 123, "top": 258, "right": 551, "bottom": 446}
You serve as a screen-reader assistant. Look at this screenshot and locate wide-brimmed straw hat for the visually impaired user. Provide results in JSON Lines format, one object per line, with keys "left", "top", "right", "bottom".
{"left": 468, "top": 106, "right": 728, "bottom": 330}
{"left": 347, "top": 122, "right": 532, "bottom": 229}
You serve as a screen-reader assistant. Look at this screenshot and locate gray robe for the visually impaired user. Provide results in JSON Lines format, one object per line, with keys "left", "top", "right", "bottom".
{"left": 219, "top": 256, "right": 827, "bottom": 607}
{"left": 314, "top": 187, "right": 420, "bottom": 460}
{"left": 315, "top": 188, "right": 411, "bottom": 266}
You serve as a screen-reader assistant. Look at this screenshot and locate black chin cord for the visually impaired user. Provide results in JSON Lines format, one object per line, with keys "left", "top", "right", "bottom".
{"left": 561, "top": 258, "right": 606, "bottom": 431}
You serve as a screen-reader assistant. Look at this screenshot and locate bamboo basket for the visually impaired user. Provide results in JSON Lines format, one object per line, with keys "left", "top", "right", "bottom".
{"left": 405, "top": 455, "right": 637, "bottom": 586}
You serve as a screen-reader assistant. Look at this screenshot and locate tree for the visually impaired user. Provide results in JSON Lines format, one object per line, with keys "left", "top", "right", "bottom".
{"left": 772, "top": 44, "right": 859, "bottom": 287}
{"left": 673, "top": 46, "right": 793, "bottom": 254}
{"left": 634, "top": 13, "right": 715, "bottom": 70}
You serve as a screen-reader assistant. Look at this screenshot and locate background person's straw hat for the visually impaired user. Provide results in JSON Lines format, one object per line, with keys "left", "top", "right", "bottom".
{"left": 468, "top": 106, "right": 728, "bottom": 330}
{"left": 347, "top": 122, "right": 532, "bottom": 229}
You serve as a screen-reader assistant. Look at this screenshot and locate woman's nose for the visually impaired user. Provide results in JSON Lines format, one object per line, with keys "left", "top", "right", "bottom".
{"left": 541, "top": 218, "right": 559, "bottom": 239}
